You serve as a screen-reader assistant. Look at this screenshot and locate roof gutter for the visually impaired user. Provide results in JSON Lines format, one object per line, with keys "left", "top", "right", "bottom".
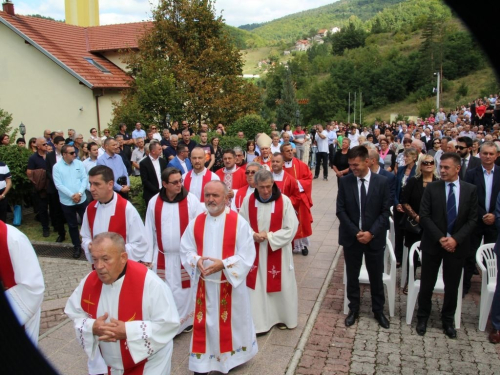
{"left": 0, "top": 15, "right": 94, "bottom": 89}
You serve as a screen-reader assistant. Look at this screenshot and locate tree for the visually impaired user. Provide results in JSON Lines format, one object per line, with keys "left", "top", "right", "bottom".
{"left": 330, "top": 21, "right": 368, "bottom": 56}
{"left": 0, "top": 107, "right": 17, "bottom": 143}
{"left": 119, "top": 0, "right": 260, "bottom": 128}
{"left": 276, "top": 69, "right": 299, "bottom": 127}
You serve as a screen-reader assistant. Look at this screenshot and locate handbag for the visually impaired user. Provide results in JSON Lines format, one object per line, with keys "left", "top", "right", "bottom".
{"left": 404, "top": 215, "right": 421, "bottom": 234}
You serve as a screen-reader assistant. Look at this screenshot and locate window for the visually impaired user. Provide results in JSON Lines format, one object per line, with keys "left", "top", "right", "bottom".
{"left": 84, "top": 57, "right": 111, "bottom": 74}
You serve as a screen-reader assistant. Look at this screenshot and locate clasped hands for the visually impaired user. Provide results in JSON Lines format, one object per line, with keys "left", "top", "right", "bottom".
{"left": 440, "top": 237, "right": 457, "bottom": 253}
{"left": 92, "top": 313, "right": 127, "bottom": 342}
{"left": 253, "top": 231, "right": 267, "bottom": 243}
{"left": 356, "top": 231, "right": 373, "bottom": 244}
{"left": 197, "top": 257, "right": 224, "bottom": 277}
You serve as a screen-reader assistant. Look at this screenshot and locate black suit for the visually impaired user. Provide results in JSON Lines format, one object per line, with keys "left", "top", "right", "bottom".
{"left": 337, "top": 171, "right": 391, "bottom": 313}
{"left": 463, "top": 166, "right": 500, "bottom": 291}
{"left": 139, "top": 156, "right": 167, "bottom": 205}
{"left": 45, "top": 152, "right": 65, "bottom": 235}
{"left": 417, "top": 180, "right": 478, "bottom": 324}
{"left": 459, "top": 155, "right": 481, "bottom": 180}
{"left": 420, "top": 136, "right": 433, "bottom": 152}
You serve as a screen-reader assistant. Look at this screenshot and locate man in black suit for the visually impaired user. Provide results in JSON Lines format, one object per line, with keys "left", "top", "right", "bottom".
{"left": 463, "top": 141, "right": 500, "bottom": 295}
{"left": 456, "top": 136, "right": 481, "bottom": 180}
{"left": 420, "top": 128, "right": 434, "bottom": 152}
{"left": 336, "top": 146, "right": 391, "bottom": 329}
{"left": 417, "top": 152, "right": 478, "bottom": 338}
{"left": 367, "top": 148, "right": 396, "bottom": 207}
{"left": 139, "top": 141, "right": 167, "bottom": 205}
{"left": 45, "top": 136, "right": 66, "bottom": 242}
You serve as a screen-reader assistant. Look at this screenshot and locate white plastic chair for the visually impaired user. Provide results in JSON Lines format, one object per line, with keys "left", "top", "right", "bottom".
{"left": 389, "top": 216, "right": 395, "bottom": 250}
{"left": 343, "top": 237, "right": 397, "bottom": 317}
{"left": 476, "top": 243, "right": 497, "bottom": 331}
{"left": 401, "top": 245, "right": 408, "bottom": 288}
{"left": 406, "top": 241, "right": 463, "bottom": 328}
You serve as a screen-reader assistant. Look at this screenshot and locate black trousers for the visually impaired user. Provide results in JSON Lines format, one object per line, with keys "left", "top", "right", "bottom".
{"left": 315, "top": 152, "right": 328, "bottom": 178}
{"left": 0, "top": 189, "right": 8, "bottom": 223}
{"left": 48, "top": 192, "right": 66, "bottom": 235}
{"left": 344, "top": 243, "right": 385, "bottom": 313}
{"left": 463, "top": 224, "right": 498, "bottom": 292}
{"left": 36, "top": 192, "right": 50, "bottom": 231}
{"left": 417, "top": 250, "right": 465, "bottom": 324}
{"left": 328, "top": 144, "right": 336, "bottom": 167}
{"left": 393, "top": 210, "right": 405, "bottom": 263}
{"left": 60, "top": 202, "right": 88, "bottom": 248}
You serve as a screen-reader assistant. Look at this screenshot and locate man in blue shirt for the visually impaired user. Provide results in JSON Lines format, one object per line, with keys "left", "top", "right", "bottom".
{"left": 96, "top": 138, "right": 130, "bottom": 198}
{"left": 53, "top": 144, "right": 88, "bottom": 259}
{"left": 132, "top": 122, "right": 146, "bottom": 140}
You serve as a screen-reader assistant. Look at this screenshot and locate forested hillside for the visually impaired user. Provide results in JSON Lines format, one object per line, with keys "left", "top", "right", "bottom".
{"left": 224, "top": 25, "right": 267, "bottom": 49}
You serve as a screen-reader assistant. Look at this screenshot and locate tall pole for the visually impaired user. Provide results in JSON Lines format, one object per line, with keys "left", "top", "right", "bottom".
{"left": 436, "top": 72, "right": 440, "bottom": 109}
{"left": 360, "top": 92, "right": 362, "bottom": 125}
{"left": 354, "top": 92, "right": 356, "bottom": 123}
{"left": 348, "top": 92, "right": 351, "bottom": 124}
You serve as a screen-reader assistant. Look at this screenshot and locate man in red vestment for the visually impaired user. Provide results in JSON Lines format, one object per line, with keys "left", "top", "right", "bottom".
{"left": 253, "top": 133, "right": 272, "bottom": 170}
{"left": 215, "top": 149, "right": 247, "bottom": 194}
{"left": 281, "top": 143, "right": 313, "bottom": 255}
{"left": 271, "top": 153, "right": 301, "bottom": 211}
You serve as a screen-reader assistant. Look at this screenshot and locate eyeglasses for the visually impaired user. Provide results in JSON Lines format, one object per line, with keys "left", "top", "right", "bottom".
{"left": 421, "top": 160, "right": 435, "bottom": 166}
{"left": 167, "top": 178, "right": 183, "bottom": 185}
{"left": 433, "top": 141, "right": 441, "bottom": 144}
{"left": 245, "top": 171, "right": 257, "bottom": 175}
{"left": 455, "top": 145, "right": 467, "bottom": 150}
{"left": 41, "top": 143, "right": 47, "bottom": 146}
{"left": 151, "top": 127, "right": 157, "bottom": 130}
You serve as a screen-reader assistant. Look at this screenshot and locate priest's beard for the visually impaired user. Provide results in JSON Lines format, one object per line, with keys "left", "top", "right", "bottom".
{"left": 206, "top": 201, "right": 226, "bottom": 216}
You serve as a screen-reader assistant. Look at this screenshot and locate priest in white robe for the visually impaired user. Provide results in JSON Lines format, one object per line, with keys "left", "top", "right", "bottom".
{"left": 65, "top": 232, "right": 180, "bottom": 375}
{"left": 145, "top": 167, "right": 205, "bottom": 334}
{"left": 182, "top": 147, "right": 219, "bottom": 202}
{"left": 81, "top": 165, "right": 149, "bottom": 263}
{"left": 231, "top": 162, "right": 262, "bottom": 212}
{"left": 180, "top": 181, "right": 258, "bottom": 374}
{"left": 0, "top": 221, "right": 44, "bottom": 346}
{"left": 239, "top": 169, "right": 299, "bottom": 334}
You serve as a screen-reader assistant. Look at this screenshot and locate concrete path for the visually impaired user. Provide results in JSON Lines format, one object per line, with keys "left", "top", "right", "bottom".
{"left": 37, "top": 177, "right": 340, "bottom": 374}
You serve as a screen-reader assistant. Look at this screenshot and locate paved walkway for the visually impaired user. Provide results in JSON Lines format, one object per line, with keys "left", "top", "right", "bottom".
{"left": 35, "top": 176, "right": 500, "bottom": 374}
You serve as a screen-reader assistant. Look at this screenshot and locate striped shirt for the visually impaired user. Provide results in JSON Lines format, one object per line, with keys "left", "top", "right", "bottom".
{"left": 0, "top": 162, "right": 12, "bottom": 190}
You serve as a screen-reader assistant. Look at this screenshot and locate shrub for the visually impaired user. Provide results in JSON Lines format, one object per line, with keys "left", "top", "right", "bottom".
{"left": 457, "top": 82, "right": 469, "bottom": 97}
{"left": 227, "top": 114, "right": 269, "bottom": 140}
{"left": 416, "top": 99, "right": 435, "bottom": 119}
{"left": 129, "top": 176, "right": 146, "bottom": 219}
{"left": 0, "top": 145, "right": 33, "bottom": 205}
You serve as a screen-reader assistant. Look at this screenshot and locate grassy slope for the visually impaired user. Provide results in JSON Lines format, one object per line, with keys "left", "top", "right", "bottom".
{"left": 241, "top": 47, "right": 290, "bottom": 75}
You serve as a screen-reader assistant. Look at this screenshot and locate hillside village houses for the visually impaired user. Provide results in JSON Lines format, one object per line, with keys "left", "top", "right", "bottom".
{"left": 0, "top": 0, "right": 151, "bottom": 139}
{"left": 287, "top": 26, "right": 340, "bottom": 54}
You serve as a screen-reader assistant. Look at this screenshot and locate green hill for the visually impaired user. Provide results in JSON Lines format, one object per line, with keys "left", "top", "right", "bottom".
{"left": 224, "top": 25, "right": 267, "bottom": 49}
{"left": 248, "top": 0, "right": 405, "bottom": 44}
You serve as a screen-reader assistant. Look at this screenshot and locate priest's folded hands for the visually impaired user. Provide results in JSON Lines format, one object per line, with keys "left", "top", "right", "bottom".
{"left": 197, "top": 256, "right": 225, "bottom": 277}
{"left": 92, "top": 312, "right": 127, "bottom": 342}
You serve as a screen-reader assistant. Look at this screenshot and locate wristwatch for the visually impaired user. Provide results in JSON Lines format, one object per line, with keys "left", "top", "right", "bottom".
{"left": 78, "top": 192, "right": 83, "bottom": 197}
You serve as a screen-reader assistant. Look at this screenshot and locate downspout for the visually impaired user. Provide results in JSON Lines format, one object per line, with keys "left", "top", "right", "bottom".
{"left": 94, "top": 89, "right": 104, "bottom": 135}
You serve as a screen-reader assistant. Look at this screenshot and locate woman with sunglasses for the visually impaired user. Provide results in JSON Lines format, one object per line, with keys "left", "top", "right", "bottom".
{"left": 400, "top": 155, "right": 438, "bottom": 293}
{"left": 28, "top": 137, "right": 38, "bottom": 153}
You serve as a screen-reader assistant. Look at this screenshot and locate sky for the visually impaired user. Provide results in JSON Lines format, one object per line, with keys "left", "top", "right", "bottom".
{"left": 13, "top": 0, "right": 337, "bottom": 27}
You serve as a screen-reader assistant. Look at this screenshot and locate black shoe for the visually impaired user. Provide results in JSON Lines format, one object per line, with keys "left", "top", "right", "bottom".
{"left": 72, "top": 246, "right": 82, "bottom": 259}
{"left": 374, "top": 312, "right": 390, "bottom": 329}
{"left": 473, "top": 267, "right": 479, "bottom": 275}
{"left": 313, "top": 176, "right": 319, "bottom": 179}
{"left": 56, "top": 233, "right": 66, "bottom": 243}
{"left": 302, "top": 246, "right": 309, "bottom": 256}
{"left": 443, "top": 323, "right": 457, "bottom": 339}
{"left": 183, "top": 325, "right": 193, "bottom": 333}
{"left": 416, "top": 318, "right": 427, "bottom": 336}
{"left": 43, "top": 229, "right": 50, "bottom": 237}
{"left": 345, "top": 310, "right": 359, "bottom": 327}
{"left": 323, "top": 177, "right": 328, "bottom": 181}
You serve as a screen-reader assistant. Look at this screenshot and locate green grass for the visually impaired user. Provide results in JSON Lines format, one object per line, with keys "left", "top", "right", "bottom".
{"left": 241, "top": 47, "right": 291, "bottom": 76}
{"left": 12, "top": 212, "right": 75, "bottom": 243}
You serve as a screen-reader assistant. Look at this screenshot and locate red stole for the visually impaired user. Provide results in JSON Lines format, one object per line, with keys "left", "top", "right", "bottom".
{"left": 246, "top": 195, "right": 283, "bottom": 293}
{"left": 87, "top": 194, "right": 127, "bottom": 240}
{"left": 234, "top": 186, "right": 250, "bottom": 212}
{"left": 81, "top": 261, "right": 148, "bottom": 375}
{"left": 0, "top": 221, "right": 16, "bottom": 290}
{"left": 183, "top": 169, "right": 213, "bottom": 202}
{"left": 154, "top": 196, "right": 190, "bottom": 288}
{"left": 191, "top": 210, "right": 238, "bottom": 354}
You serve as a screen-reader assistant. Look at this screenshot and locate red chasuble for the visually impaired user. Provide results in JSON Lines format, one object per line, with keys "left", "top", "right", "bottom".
{"left": 191, "top": 210, "right": 238, "bottom": 354}
{"left": 154, "top": 196, "right": 190, "bottom": 288}
{"left": 215, "top": 167, "right": 248, "bottom": 190}
{"left": 183, "top": 169, "right": 213, "bottom": 202}
{"left": 87, "top": 194, "right": 127, "bottom": 240}
{"left": 234, "top": 186, "right": 250, "bottom": 212}
{"left": 0, "top": 221, "right": 16, "bottom": 290}
{"left": 274, "top": 174, "right": 301, "bottom": 212}
{"left": 81, "top": 261, "right": 148, "bottom": 375}
{"left": 246, "top": 195, "right": 284, "bottom": 293}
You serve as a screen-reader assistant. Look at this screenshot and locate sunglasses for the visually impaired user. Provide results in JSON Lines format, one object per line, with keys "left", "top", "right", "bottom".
{"left": 455, "top": 145, "right": 467, "bottom": 150}
{"left": 422, "top": 160, "right": 435, "bottom": 166}
{"left": 167, "top": 178, "right": 183, "bottom": 185}
{"left": 66, "top": 151, "right": 76, "bottom": 155}
{"left": 151, "top": 127, "right": 157, "bottom": 130}
{"left": 245, "top": 171, "right": 257, "bottom": 175}
{"left": 41, "top": 143, "right": 47, "bottom": 146}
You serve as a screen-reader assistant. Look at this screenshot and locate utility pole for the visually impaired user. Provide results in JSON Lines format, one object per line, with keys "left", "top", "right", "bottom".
{"left": 360, "top": 92, "right": 362, "bottom": 125}
{"left": 435, "top": 72, "right": 440, "bottom": 109}
{"left": 348, "top": 92, "right": 351, "bottom": 123}
{"left": 354, "top": 92, "right": 357, "bottom": 123}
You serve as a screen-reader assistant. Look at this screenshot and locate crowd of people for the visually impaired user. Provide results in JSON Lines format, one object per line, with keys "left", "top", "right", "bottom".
{"left": 2, "top": 94, "right": 500, "bottom": 374}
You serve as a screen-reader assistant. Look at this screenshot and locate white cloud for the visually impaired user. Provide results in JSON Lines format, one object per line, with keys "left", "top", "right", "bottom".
{"left": 13, "top": 0, "right": 337, "bottom": 26}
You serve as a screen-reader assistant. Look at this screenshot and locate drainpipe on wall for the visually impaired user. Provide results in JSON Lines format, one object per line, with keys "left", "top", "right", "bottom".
{"left": 94, "top": 89, "right": 104, "bottom": 135}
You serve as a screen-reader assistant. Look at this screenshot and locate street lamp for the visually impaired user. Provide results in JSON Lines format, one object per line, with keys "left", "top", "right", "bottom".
{"left": 295, "top": 110, "right": 300, "bottom": 127}
{"left": 166, "top": 113, "right": 171, "bottom": 129}
{"left": 19, "top": 122, "right": 26, "bottom": 139}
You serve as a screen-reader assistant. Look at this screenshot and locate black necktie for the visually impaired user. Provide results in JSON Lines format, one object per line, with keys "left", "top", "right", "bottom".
{"left": 461, "top": 158, "right": 466, "bottom": 179}
{"left": 360, "top": 178, "right": 367, "bottom": 229}
{"left": 447, "top": 183, "right": 457, "bottom": 234}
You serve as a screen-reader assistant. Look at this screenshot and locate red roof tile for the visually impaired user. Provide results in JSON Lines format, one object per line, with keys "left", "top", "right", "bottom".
{"left": 0, "top": 11, "right": 149, "bottom": 89}
{"left": 87, "top": 22, "right": 152, "bottom": 52}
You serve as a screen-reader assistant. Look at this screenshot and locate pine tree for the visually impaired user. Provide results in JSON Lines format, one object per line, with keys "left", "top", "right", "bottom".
{"left": 276, "top": 69, "right": 299, "bottom": 127}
